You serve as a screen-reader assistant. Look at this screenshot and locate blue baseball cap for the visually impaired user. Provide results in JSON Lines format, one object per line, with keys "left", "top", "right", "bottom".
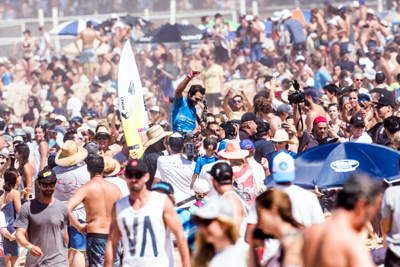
{"left": 240, "top": 139, "right": 255, "bottom": 152}
{"left": 304, "top": 88, "right": 320, "bottom": 102}
{"left": 218, "top": 140, "right": 228, "bottom": 152}
{"left": 272, "top": 151, "right": 295, "bottom": 182}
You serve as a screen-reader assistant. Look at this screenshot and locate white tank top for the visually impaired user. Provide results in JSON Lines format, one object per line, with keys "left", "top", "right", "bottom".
{"left": 116, "top": 192, "right": 169, "bottom": 267}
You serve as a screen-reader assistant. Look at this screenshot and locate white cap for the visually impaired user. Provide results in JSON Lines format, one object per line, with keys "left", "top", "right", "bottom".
{"left": 0, "top": 148, "right": 9, "bottom": 158}
{"left": 13, "top": 136, "right": 24, "bottom": 143}
{"left": 296, "top": 55, "right": 305, "bottom": 62}
{"left": 181, "top": 19, "right": 189, "bottom": 25}
{"left": 110, "top": 13, "right": 119, "bottom": 19}
{"left": 351, "top": 0, "right": 360, "bottom": 7}
{"left": 245, "top": 15, "right": 254, "bottom": 21}
{"left": 193, "top": 196, "right": 234, "bottom": 221}
{"left": 193, "top": 179, "right": 210, "bottom": 194}
{"left": 261, "top": 42, "right": 271, "bottom": 49}
{"left": 55, "top": 115, "right": 67, "bottom": 122}
{"left": 271, "top": 11, "right": 282, "bottom": 22}
{"left": 367, "top": 8, "right": 375, "bottom": 14}
{"left": 359, "top": 58, "right": 366, "bottom": 66}
{"left": 305, "top": 78, "right": 315, "bottom": 87}
{"left": 281, "top": 9, "right": 292, "bottom": 19}
{"left": 272, "top": 150, "right": 295, "bottom": 182}
{"left": 363, "top": 68, "right": 376, "bottom": 80}
{"left": 150, "top": 106, "right": 160, "bottom": 112}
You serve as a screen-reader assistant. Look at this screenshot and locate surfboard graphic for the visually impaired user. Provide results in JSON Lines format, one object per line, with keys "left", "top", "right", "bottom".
{"left": 118, "top": 40, "right": 149, "bottom": 159}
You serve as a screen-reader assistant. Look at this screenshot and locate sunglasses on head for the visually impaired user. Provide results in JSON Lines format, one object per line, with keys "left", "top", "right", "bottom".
{"left": 96, "top": 135, "right": 109, "bottom": 140}
{"left": 194, "top": 217, "right": 213, "bottom": 227}
{"left": 233, "top": 100, "right": 242, "bottom": 104}
{"left": 349, "top": 89, "right": 358, "bottom": 93}
{"left": 40, "top": 181, "right": 56, "bottom": 188}
{"left": 328, "top": 103, "right": 338, "bottom": 107}
{"left": 125, "top": 171, "right": 144, "bottom": 179}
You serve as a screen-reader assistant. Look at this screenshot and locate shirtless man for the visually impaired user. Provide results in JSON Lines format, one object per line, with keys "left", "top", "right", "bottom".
{"left": 304, "top": 88, "right": 326, "bottom": 132}
{"left": 104, "top": 53, "right": 120, "bottom": 89}
{"left": 390, "top": 55, "right": 400, "bottom": 85}
{"left": 96, "top": 55, "right": 112, "bottom": 83}
{"left": 67, "top": 155, "right": 122, "bottom": 267}
{"left": 303, "top": 174, "right": 381, "bottom": 267}
{"left": 74, "top": 21, "right": 103, "bottom": 82}
{"left": 358, "top": 10, "right": 388, "bottom": 48}
{"left": 326, "top": 6, "right": 345, "bottom": 64}
{"left": 212, "top": 13, "right": 230, "bottom": 70}
{"left": 195, "top": 33, "right": 215, "bottom": 60}
{"left": 375, "top": 48, "right": 391, "bottom": 82}
{"left": 223, "top": 87, "right": 252, "bottom": 117}
{"left": 311, "top": 9, "right": 329, "bottom": 48}
{"left": 85, "top": 82, "right": 102, "bottom": 110}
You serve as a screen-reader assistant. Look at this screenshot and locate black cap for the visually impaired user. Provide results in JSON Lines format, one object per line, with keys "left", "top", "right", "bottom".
{"left": 256, "top": 121, "right": 270, "bottom": 136}
{"left": 169, "top": 132, "right": 184, "bottom": 152}
{"left": 350, "top": 114, "right": 365, "bottom": 126}
{"left": 151, "top": 181, "right": 174, "bottom": 195}
{"left": 38, "top": 167, "right": 57, "bottom": 182}
{"left": 375, "top": 71, "right": 386, "bottom": 83}
{"left": 340, "top": 49, "right": 349, "bottom": 57}
{"left": 208, "top": 162, "right": 233, "bottom": 184}
{"left": 23, "top": 29, "right": 31, "bottom": 34}
{"left": 241, "top": 112, "right": 262, "bottom": 124}
{"left": 126, "top": 159, "right": 149, "bottom": 173}
{"left": 374, "top": 97, "right": 395, "bottom": 108}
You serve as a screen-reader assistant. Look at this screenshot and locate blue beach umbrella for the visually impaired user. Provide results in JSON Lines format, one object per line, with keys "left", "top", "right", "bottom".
{"left": 292, "top": 142, "right": 400, "bottom": 189}
{"left": 49, "top": 19, "right": 101, "bottom": 35}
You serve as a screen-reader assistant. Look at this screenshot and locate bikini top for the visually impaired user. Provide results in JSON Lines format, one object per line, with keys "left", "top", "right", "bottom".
{"left": 23, "top": 43, "right": 31, "bottom": 48}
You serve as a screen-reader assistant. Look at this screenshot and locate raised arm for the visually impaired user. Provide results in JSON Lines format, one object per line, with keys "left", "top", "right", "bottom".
{"left": 175, "top": 70, "right": 200, "bottom": 99}
{"left": 293, "top": 104, "right": 305, "bottom": 138}
{"left": 223, "top": 87, "right": 234, "bottom": 115}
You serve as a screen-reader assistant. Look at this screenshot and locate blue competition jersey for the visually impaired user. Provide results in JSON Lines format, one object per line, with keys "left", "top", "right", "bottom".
{"left": 171, "top": 96, "right": 197, "bottom": 133}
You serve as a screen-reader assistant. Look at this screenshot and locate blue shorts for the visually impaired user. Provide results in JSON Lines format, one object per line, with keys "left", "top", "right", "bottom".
{"left": 3, "top": 238, "right": 19, "bottom": 256}
{"left": 250, "top": 42, "right": 263, "bottom": 62}
{"left": 86, "top": 233, "right": 120, "bottom": 267}
{"left": 68, "top": 220, "right": 86, "bottom": 251}
{"left": 79, "top": 48, "right": 97, "bottom": 64}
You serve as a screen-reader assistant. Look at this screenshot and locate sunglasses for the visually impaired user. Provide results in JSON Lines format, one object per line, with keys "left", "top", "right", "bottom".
{"left": 40, "top": 181, "right": 56, "bottom": 188}
{"left": 328, "top": 103, "right": 338, "bottom": 107}
{"left": 125, "top": 171, "right": 144, "bottom": 179}
{"left": 96, "top": 135, "right": 109, "bottom": 140}
{"left": 355, "top": 79, "right": 363, "bottom": 82}
{"left": 358, "top": 98, "right": 367, "bottom": 102}
{"left": 273, "top": 141, "right": 284, "bottom": 145}
{"left": 354, "top": 125, "right": 365, "bottom": 129}
{"left": 233, "top": 100, "right": 242, "bottom": 104}
{"left": 4, "top": 113, "right": 10, "bottom": 116}
{"left": 195, "top": 217, "right": 213, "bottom": 227}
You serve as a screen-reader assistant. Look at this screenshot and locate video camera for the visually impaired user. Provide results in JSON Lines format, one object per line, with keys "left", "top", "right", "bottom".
{"left": 288, "top": 80, "right": 305, "bottom": 104}
{"left": 183, "top": 131, "right": 200, "bottom": 161}
{"left": 202, "top": 100, "right": 208, "bottom": 124}
{"left": 220, "top": 121, "right": 239, "bottom": 140}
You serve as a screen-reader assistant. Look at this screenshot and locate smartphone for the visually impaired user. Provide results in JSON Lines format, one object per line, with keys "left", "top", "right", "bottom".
{"left": 233, "top": 86, "right": 240, "bottom": 91}
{"left": 329, "top": 121, "right": 333, "bottom": 127}
{"left": 345, "top": 124, "right": 351, "bottom": 131}
{"left": 278, "top": 122, "right": 285, "bottom": 129}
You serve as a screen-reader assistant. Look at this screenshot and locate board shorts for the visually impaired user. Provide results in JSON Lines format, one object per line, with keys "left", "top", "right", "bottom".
{"left": 206, "top": 93, "right": 222, "bottom": 108}
{"left": 68, "top": 219, "right": 86, "bottom": 251}
{"left": 215, "top": 46, "right": 229, "bottom": 63}
{"left": 79, "top": 48, "right": 97, "bottom": 64}
{"left": 4, "top": 238, "right": 19, "bottom": 256}
{"left": 86, "top": 233, "right": 120, "bottom": 267}
{"left": 238, "top": 48, "right": 250, "bottom": 64}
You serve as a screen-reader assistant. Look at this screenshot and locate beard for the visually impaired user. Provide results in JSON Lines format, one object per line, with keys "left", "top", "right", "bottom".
{"left": 304, "top": 98, "right": 311, "bottom": 107}
{"left": 188, "top": 96, "right": 196, "bottom": 107}
{"left": 42, "top": 190, "right": 54, "bottom": 197}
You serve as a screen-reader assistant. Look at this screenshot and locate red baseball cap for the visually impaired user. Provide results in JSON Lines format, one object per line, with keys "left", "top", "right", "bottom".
{"left": 313, "top": 116, "right": 327, "bottom": 126}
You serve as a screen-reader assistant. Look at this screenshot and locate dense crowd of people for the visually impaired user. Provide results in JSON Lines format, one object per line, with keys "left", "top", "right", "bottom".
{"left": 1, "top": 0, "right": 400, "bottom": 267}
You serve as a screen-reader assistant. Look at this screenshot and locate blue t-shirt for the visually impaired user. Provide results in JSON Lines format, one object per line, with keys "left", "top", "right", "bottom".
{"left": 314, "top": 69, "right": 331, "bottom": 90}
{"left": 194, "top": 155, "right": 216, "bottom": 174}
{"left": 283, "top": 19, "right": 306, "bottom": 44}
{"left": 171, "top": 96, "right": 197, "bottom": 133}
{"left": 156, "top": 75, "right": 175, "bottom": 98}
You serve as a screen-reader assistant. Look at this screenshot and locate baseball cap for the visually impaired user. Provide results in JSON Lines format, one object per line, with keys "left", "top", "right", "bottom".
{"left": 203, "top": 136, "right": 217, "bottom": 151}
{"left": 37, "top": 168, "right": 57, "bottom": 182}
{"left": 375, "top": 47, "right": 384, "bottom": 54}
{"left": 313, "top": 116, "right": 327, "bottom": 126}
{"left": 351, "top": 0, "right": 360, "bottom": 7}
{"left": 193, "top": 179, "right": 210, "bottom": 193}
{"left": 217, "top": 140, "right": 228, "bottom": 152}
{"left": 295, "top": 55, "right": 305, "bottom": 62}
{"left": 84, "top": 142, "right": 100, "bottom": 155}
{"left": 276, "top": 104, "right": 293, "bottom": 114}
{"left": 193, "top": 196, "right": 234, "bottom": 222}
{"left": 271, "top": 150, "right": 295, "bottom": 183}
{"left": 240, "top": 139, "right": 255, "bottom": 151}
{"left": 85, "top": 110, "right": 99, "bottom": 119}
{"left": 350, "top": 114, "right": 365, "bottom": 126}
{"left": 152, "top": 181, "right": 174, "bottom": 195}
{"left": 169, "top": 132, "right": 184, "bottom": 152}
{"left": 256, "top": 121, "right": 270, "bottom": 136}
{"left": 13, "top": 136, "right": 23, "bottom": 143}
{"left": 340, "top": 49, "right": 349, "bottom": 57}
{"left": 358, "top": 93, "right": 371, "bottom": 101}
{"left": 304, "top": 88, "right": 320, "bottom": 101}
{"left": 110, "top": 13, "right": 119, "bottom": 19}
{"left": 208, "top": 162, "right": 233, "bottom": 184}
{"left": 374, "top": 96, "right": 395, "bottom": 108}
{"left": 126, "top": 159, "right": 149, "bottom": 173}
{"left": 52, "top": 125, "right": 66, "bottom": 135}
{"left": 367, "top": 8, "right": 374, "bottom": 14}
{"left": 241, "top": 112, "right": 262, "bottom": 124}
{"left": 55, "top": 115, "right": 67, "bottom": 122}
{"left": 150, "top": 106, "right": 160, "bottom": 113}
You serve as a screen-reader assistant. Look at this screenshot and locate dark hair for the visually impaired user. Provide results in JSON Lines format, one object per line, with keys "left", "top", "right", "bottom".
{"left": 254, "top": 97, "right": 273, "bottom": 114}
{"left": 338, "top": 173, "right": 381, "bottom": 210}
{"left": 160, "top": 53, "right": 168, "bottom": 62}
{"left": 28, "top": 96, "right": 42, "bottom": 113}
{"left": 23, "top": 113, "right": 34, "bottom": 123}
{"left": 215, "top": 13, "right": 222, "bottom": 19}
{"left": 0, "top": 121, "right": 5, "bottom": 131}
{"left": 201, "top": 16, "right": 208, "bottom": 23}
{"left": 333, "top": 64, "right": 343, "bottom": 71}
{"left": 3, "top": 168, "right": 19, "bottom": 192}
{"left": 232, "top": 95, "right": 243, "bottom": 101}
{"left": 86, "top": 154, "right": 104, "bottom": 176}
{"left": 396, "top": 73, "right": 400, "bottom": 83}
{"left": 201, "top": 128, "right": 217, "bottom": 137}
{"left": 87, "top": 21, "right": 92, "bottom": 27}
{"left": 384, "top": 115, "right": 400, "bottom": 134}
{"left": 256, "top": 189, "right": 302, "bottom": 228}
{"left": 63, "top": 129, "right": 78, "bottom": 143}
{"left": 188, "top": 84, "right": 206, "bottom": 96}
{"left": 397, "top": 55, "right": 400, "bottom": 65}
{"left": 356, "top": 49, "right": 365, "bottom": 58}
{"left": 15, "top": 143, "right": 30, "bottom": 176}
{"left": 323, "top": 84, "right": 338, "bottom": 96}
{"left": 376, "top": 72, "right": 386, "bottom": 84}
{"left": 207, "top": 113, "right": 215, "bottom": 119}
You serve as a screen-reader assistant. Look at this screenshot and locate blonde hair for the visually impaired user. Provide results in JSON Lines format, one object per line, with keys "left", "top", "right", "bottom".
{"left": 229, "top": 158, "right": 245, "bottom": 167}
{"left": 192, "top": 219, "right": 238, "bottom": 267}
{"left": 393, "top": 131, "right": 400, "bottom": 150}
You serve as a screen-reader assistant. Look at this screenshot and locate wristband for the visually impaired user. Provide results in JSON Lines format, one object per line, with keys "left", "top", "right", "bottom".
{"left": 188, "top": 74, "right": 193, "bottom": 79}
{"left": 28, "top": 245, "right": 34, "bottom": 253}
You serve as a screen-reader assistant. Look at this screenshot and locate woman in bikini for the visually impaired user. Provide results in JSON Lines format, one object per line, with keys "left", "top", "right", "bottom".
{"left": 20, "top": 30, "right": 35, "bottom": 84}
{"left": 327, "top": 6, "right": 345, "bottom": 64}
{"left": 337, "top": 6, "right": 352, "bottom": 52}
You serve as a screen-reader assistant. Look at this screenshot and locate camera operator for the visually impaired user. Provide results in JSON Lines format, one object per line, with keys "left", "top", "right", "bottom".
{"left": 239, "top": 112, "right": 262, "bottom": 141}
{"left": 153, "top": 63, "right": 174, "bottom": 99}
{"left": 303, "top": 88, "right": 327, "bottom": 132}
{"left": 172, "top": 70, "right": 204, "bottom": 134}
{"left": 253, "top": 121, "right": 275, "bottom": 163}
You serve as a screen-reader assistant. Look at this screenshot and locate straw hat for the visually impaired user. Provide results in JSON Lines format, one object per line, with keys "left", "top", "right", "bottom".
{"left": 269, "top": 130, "right": 294, "bottom": 144}
{"left": 228, "top": 112, "right": 242, "bottom": 121}
{"left": 218, "top": 140, "right": 249, "bottom": 159}
{"left": 55, "top": 140, "right": 88, "bottom": 166}
{"left": 40, "top": 105, "right": 54, "bottom": 117}
{"left": 103, "top": 157, "right": 121, "bottom": 177}
{"left": 89, "top": 122, "right": 116, "bottom": 145}
{"left": 281, "top": 86, "right": 301, "bottom": 103}
{"left": 143, "top": 125, "right": 172, "bottom": 147}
